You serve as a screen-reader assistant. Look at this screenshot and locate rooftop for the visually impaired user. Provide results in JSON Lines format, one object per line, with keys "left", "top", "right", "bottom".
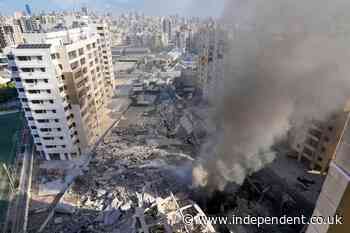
{"left": 16, "top": 44, "right": 52, "bottom": 49}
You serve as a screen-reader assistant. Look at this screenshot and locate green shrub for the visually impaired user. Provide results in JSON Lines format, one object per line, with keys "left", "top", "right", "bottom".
{"left": 0, "top": 83, "right": 17, "bottom": 103}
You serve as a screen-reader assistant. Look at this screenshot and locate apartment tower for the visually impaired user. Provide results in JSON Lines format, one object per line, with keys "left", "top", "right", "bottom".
{"left": 8, "top": 26, "right": 114, "bottom": 160}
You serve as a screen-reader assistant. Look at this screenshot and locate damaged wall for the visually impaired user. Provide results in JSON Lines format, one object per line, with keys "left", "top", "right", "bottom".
{"left": 193, "top": 0, "right": 350, "bottom": 191}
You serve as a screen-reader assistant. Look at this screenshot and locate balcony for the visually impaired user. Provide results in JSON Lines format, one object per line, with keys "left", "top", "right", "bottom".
{"left": 24, "top": 83, "right": 52, "bottom": 90}
{"left": 24, "top": 92, "right": 54, "bottom": 100}
{"left": 16, "top": 72, "right": 49, "bottom": 80}
{"left": 35, "top": 122, "right": 62, "bottom": 129}
{"left": 15, "top": 60, "right": 46, "bottom": 67}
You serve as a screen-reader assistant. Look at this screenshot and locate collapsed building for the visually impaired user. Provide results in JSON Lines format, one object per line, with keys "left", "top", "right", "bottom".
{"left": 26, "top": 64, "right": 216, "bottom": 233}
{"left": 25, "top": 60, "right": 330, "bottom": 233}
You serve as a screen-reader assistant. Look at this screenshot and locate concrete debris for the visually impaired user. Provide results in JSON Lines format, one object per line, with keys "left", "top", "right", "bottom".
{"left": 54, "top": 217, "right": 63, "bottom": 224}
{"left": 37, "top": 80, "right": 208, "bottom": 232}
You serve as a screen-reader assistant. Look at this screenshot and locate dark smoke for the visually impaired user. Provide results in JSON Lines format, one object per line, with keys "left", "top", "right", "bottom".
{"left": 193, "top": 0, "right": 350, "bottom": 191}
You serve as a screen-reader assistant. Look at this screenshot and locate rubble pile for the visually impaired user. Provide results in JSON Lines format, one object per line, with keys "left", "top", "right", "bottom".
{"left": 41, "top": 99, "right": 212, "bottom": 232}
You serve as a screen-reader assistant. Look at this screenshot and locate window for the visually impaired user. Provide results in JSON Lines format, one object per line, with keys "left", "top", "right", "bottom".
{"left": 80, "top": 58, "right": 86, "bottom": 65}
{"left": 28, "top": 117, "right": 34, "bottom": 120}
{"left": 31, "top": 100, "right": 43, "bottom": 104}
{"left": 40, "top": 128, "right": 52, "bottom": 132}
{"left": 31, "top": 126, "right": 37, "bottom": 129}
{"left": 33, "top": 134, "right": 39, "bottom": 138}
{"left": 18, "top": 88, "right": 24, "bottom": 92}
{"left": 28, "top": 90, "right": 40, "bottom": 94}
{"left": 78, "top": 48, "right": 84, "bottom": 56}
{"left": 43, "top": 137, "right": 54, "bottom": 140}
{"left": 49, "top": 100, "right": 54, "bottom": 104}
{"left": 37, "top": 119, "right": 50, "bottom": 123}
{"left": 24, "top": 108, "right": 30, "bottom": 112}
{"left": 35, "top": 110, "right": 46, "bottom": 114}
{"left": 21, "top": 98, "right": 28, "bottom": 102}
{"left": 55, "top": 119, "right": 59, "bottom": 123}
{"left": 11, "top": 66, "right": 18, "bottom": 72}
{"left": 74, "top": 70, "right": 82, "bottom": 79}
{"left": 25, "top": 79, "right": 36, "bottom": 84}
{"left": 68, "top": 50, "right": 77, "bottom": 60}
{"left": 36, "top": 56, "right": 43, "bottom": 60}
{"left": 15, "top": 78, "right": 21, "bottom": 82}
{"left": 70, "top": 61, "right": 79, "bottom": 70}
{"left": 40, "top": 68, "right": 46, "bottom": 72}
{"left": 17, "top": 56, "right": 31, "bottom": 61}
{"left": 49, "top": 153, "right": 61, "bottom": 160}
{"left": 21, "top": 68, "right": 34, "bottom": 72}
{"left": 7, "top": 54, "right": 14, "bottom": 60}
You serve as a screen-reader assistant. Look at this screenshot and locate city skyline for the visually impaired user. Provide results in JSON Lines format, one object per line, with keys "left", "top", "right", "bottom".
{"left": 0, "top": 0, "right": 226, "bottom": 17}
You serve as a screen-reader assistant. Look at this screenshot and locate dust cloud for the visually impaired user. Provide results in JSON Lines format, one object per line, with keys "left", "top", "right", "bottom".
{"left": 192, "top": 0, "right": 350, "bottom": 191}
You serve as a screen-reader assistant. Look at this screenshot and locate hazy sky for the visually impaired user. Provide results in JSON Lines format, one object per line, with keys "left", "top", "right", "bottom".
{"left": 0, "top": 0, "right": 225, "bottom": 17}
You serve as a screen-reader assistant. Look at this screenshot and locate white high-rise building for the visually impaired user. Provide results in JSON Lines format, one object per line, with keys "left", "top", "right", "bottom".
{"left": 7, "top": 26, "right": 114, "bottom": 160}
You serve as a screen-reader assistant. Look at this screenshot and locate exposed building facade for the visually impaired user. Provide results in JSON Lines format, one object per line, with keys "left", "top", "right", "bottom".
{"left": 8, "top": 27, "right": 114, "bottom": 160}
{"left": 289, "top": 111, "right": 349, "bottom": 174}
{"left": 306, "top": 114, "right": 350, "bottom": 233}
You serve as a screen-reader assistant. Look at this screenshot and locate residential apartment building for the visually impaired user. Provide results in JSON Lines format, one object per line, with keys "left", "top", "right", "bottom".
{"left": 8, "top": 27, "right": 114, "bottom": 160}
{"left": 197, "top": 23, "right": 225, "bottom": 99}
{"left": 306, "top": 114, "right": 350, "bottom": 233}
{"left": 0, "top": 19, "right": 24, "bottom": 50}
{"left": 289, "top": 111, "right": 349, "bottom": 174}
{"left": 94, "top": 21, "right": 115, "bottom": 91}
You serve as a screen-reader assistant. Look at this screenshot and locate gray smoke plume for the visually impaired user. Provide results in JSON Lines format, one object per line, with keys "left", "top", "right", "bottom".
{"left": 192, "top": 0, "right": 350, "bottom": 191}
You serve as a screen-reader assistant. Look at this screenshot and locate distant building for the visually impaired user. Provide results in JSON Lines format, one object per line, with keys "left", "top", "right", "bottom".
{"left": 7, "top": 26, "right": 114, "bottom": 160}
{"left": 197, "top": 23, "right": 225, "bottom": 99}
{"left": 94, "top": 21, "right": 115, "bottom": 90}
{"left": 162, "top": 17, "right": 172, "bottom": 41}
{"left": 82, "top": 6, "right": 88, "bottom": 16}
{"left": 25, "top": 4, "right": 32, "bottom": 16}
{"left": 0, "top": 21, "right": 24, "bottom": 50}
